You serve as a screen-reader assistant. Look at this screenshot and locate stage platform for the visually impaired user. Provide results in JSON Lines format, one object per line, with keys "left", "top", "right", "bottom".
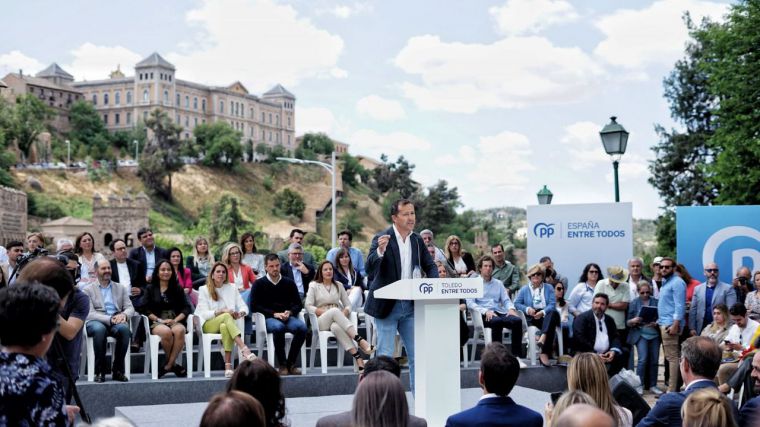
{"left": 77, "top": 363, "right": 567, "bottom": 421}
{"left": 114, "top": 386, "right": 551, "bottom": 427}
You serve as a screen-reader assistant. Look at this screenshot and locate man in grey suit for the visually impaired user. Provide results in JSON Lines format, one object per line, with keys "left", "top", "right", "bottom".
{"left": 83, "top": 259, "right": 134, "bottom": 382}
{"left": 688, "top": 262, "right": 737, "bottom": 336}
{"left": 315, "top": 356, "right": 427, "bottom": 427}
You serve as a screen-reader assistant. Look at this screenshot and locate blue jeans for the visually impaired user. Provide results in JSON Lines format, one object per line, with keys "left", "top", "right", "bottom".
{"left": 265, "top": 316, "right": 307, "bottom": 367}
{"left": 635, "top": 337, "right": 661, "bottom": 389}
{"left": 86, "top": 320, "right": 131, "bottom": 374}
{"left": 375, "top": 300, "right": 415, "bottom": 392}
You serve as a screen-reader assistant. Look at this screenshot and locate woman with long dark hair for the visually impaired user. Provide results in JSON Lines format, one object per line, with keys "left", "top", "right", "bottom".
{"left": 75, "top": 231, "right": 105, "bottom": 288}
{"left": 169, "top": 247, "right": 196, "bottom": 306}
{"left": 568, "top": 263, "right": 604, "bottom": 318}
{"left": 143, "top": 259, "right": 192, "bottom": 378}
{"left": 240, "top": 232, "right": 265, "bottom": 276}
{"left": 229, "top": 359, "right": 288, "bottom": 427}
{"left": 334, "top": 247, "right": 365, "bottom": 310}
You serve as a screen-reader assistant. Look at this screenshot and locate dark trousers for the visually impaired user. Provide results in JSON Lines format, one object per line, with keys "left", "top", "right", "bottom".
{"left": 526, "top": 310, "right": 560, "bottom": 356}
{"left": 265, "top": 316, "right": 307, "bottom": 367}
{"left": 86, "top": 321, "right": 131, "bottom": 374}
{"left": 483, "top": 314, "right": 523, "bottom": 357}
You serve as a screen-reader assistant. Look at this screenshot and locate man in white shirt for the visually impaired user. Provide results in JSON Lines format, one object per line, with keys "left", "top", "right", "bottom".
{"left": 717, "top": 303, "right": 760, "bottom": 386}
{"left": 420, "top": 229, "right": 446, "bottom": 263}
{"left": 2, "top": 241, "right": 24, "bottom": 286}
{"left": 573, "top": 293, "right": 625, "bottom": 375}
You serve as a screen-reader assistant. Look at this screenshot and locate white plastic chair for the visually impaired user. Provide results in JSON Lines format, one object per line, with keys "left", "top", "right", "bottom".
{"left": 84, "top": 320, "right": 132, "bottom": 382}
{"left": 252, "top": 312, "right": 307, "bottom": 373}
{"left": 307, "top": 310, "right": 359, "bottom": 373}
{"left": 142, "top": 314, "right": 195, "bottom": 379}
{"left": 199, "top": 315, "right": 245, "bottom": 378}
{"left": 517, "top": 310, "right": 563, "bottom": 366}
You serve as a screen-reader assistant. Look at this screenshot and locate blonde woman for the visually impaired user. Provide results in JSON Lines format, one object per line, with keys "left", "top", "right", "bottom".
{"left": 567, "top": 352, "right": 632, "bottom": 427}
{"left": 305, "top": 260, "right": 373, "bottom": 370}
{"left": 544, "top": 390, "right": 597, "bottom": 427}
{"left": 186, "top": 236, "right": 215, "bottom": 289}
{"left": 444, "top": 235, "right": 475, "bottom": 277}
{"left": 681, "top": 388, "right": 737, "bottom": 427}
{"left": 222, "top": 243, "right": 257, "bottom": 293}
{"left": 195, "top": 262, "right": 257, "bottom": 378}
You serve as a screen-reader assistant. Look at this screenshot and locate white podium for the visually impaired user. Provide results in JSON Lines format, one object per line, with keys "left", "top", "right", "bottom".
{"left": 374, "top": 277, "right": 482, "bottom": 426}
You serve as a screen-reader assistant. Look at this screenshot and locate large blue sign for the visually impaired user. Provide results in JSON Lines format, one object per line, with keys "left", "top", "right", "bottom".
{"left": 677, "top": 206, "right": 760, "bottom": 284}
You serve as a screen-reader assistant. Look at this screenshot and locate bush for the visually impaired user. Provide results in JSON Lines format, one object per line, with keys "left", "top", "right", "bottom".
{"left": 274, "top": 188, "right": 305, "bottom": 218}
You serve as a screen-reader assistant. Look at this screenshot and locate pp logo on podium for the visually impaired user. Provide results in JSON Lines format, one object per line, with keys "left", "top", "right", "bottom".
{"left": 419, "top": 283, "right": 434, "bottom": 294}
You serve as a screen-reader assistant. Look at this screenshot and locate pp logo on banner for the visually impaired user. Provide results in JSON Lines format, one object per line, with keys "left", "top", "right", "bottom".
{"left": 533, "top": 223, "right": 555, "bottom": 239}
{"left": 419, "top": 283, "right": 434, "bottom": 295}
{"left": 702, "top": 226, "right": 760, "bottom": 276}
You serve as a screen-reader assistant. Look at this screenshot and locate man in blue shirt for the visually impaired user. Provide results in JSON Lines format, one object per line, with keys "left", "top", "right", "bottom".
{"left": 467, "top": 255, "right": 523, "bottom": 358}
{"left": 325, "top": 229, "right": 366, "bottom": 277}
{"left": 656, "top": 257, "right": 686, "bottom": 393}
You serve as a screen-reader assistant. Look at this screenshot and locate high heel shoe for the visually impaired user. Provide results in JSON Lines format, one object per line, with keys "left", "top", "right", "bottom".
{"left": 224, "top": 363, "right": 234, "bottom": 378}
{"left": 355, "top": 334, "right": 375, "bottom": 355}
{"left": 539, "top": 355, "right": 552, "bottom": 368}
{"left": 239, "top": 346, "right": 257, "bottom": 362}
{"left": 352, "top": 352, "right": 365, "bottom": 372}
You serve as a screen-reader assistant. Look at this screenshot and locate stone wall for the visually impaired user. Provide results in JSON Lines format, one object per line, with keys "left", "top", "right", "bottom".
{"left": 0, "top": 186, "right": 27, "bottom": 246}
{"left": 92, "top": 192, "right": 149, "bottom": 254}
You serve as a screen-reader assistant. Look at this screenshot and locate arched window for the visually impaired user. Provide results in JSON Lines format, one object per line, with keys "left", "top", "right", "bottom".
{"left": 163, "top": 90, "right": 169, "bottom": 104}
{"left": 104, "top": 233, "right": 113, "bottom": 248}
{"left": 126, "top": 91, "right": 132, "bottom": 104}
{"left": 143, "top": 90, "right": 149, "bottom": 102}
{"left": 185, "top": 96, "right": 189, "bottom": 108}
{"left": 219, "top": 100, "right": 224, "bottom": 113}
{"left": 124, "top": 233, "right": 133, "bottom": 247}
{"left": 193, "top": 97, "right": 198, "bottom": 109}
{"left": 92, "top": 94, "right": 97, "bottom": 105}
{"left": 176, "top": 92, "right": 180, "bottom": 106}
{"left": 115, "top": 92, "right": 120, "bottom": 105}
{"left": 202, "top": 99, "right": 206, "bottom": 112}
{"left": 104, "top": 93, "right": 109, "bottom": 105}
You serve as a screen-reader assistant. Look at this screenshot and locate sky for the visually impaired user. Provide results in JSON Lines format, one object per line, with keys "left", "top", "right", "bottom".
{"left": 0, "top": 0, "right": 734, "bottom": 219}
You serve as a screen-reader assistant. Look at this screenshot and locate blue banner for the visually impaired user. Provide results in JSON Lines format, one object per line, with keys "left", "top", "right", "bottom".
{"left": 676, "top": 206, "right": 760, "bottom": 284}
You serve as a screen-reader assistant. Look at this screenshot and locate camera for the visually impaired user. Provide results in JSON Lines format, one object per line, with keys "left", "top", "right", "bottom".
{"left": 738, "top": 276, "right": 748, "bottom": 286}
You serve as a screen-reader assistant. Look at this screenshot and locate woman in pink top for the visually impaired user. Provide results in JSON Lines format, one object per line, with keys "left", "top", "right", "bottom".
{"left": 169, "top": 247, "right": 196, "bottom": 306}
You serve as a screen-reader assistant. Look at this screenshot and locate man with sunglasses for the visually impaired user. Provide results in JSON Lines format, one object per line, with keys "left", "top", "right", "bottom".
{"left": 688, "top": 263, "right": 736, "bottom": 337}
{"left": 656, "top": 257, "right": 686, "bottom": 393}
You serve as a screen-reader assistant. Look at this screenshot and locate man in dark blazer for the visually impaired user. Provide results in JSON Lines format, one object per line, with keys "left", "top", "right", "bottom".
{"left": 738, "top": 351, "right": 760, "bottom": 427}
{"left": 128, "top": 227, "right": 168, "bottom": 285}
{"left": 316, "top": 356, "right": 427, "bottom": 427}
{"left": 445, "top": 343, "right": 542, "bottom": 427}
{"left": 110, "top": 239, "right": 147, "bottom": 307}
{"left": 573, "top": 293, "right": 625, "bottom": 375}
{"left": 279, "top": 243, "right": 315, "bottom": 300}
{"left": 636, "top": 336, "right": 735, "bottom": 427}
{"left": 364, "top": 199, "right": 438, "bottom": 394}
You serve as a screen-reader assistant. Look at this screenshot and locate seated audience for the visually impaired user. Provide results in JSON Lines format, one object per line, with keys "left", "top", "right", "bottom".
{"left": 305, "top": 260, "right": 373, "bottom": 370}
{"left": 128, "top": 227, "right": 168, "bottom": 285}
{"left": 109, "top": 239, "right": 147, "bottom": 309}
{"left": 545, "top": 390, "right": 597, "bottom": 427}
{"left": 142, "top": 259, "right": 192, "bottom": 378}
{"left": 436, "top": 261, "right": 470, "bottom": 353}
{"left": 276, "top": 228, "right": 316, "bottom": 268}
{"left": 554, "top": 404, "right": 615, "bottom": 427}
{"left": 280, "top": 243, "right": 315, "bottom": 300}
{"left": 466, "top": 256, "right": 523, "bottom": 358}
{"left": 445, "top": 342, "right": 542, "bottom": 427}
{"left": 681, "top": 388, "right": 737, "bottom": 427}
{"left": 75, "top": 232, "right": 106, "bottom": 288}
{"left": 352, "top": 370, "right": 419, "bottom": 427}
{"left": 222, "top": 243, "right": 257, "bottom": 294}
{"left": 746, "top": 270, "right": 760, "bottom": 321}
{"left": 430, "top": 244, "right": 457, "bottom": 278}
{"left": 568, "top": 263, "right": 604, "bottom": 318}
{"left": 490, "top": 243, "right": 520, "bottom": 297}
{"left": 0, "top": 284, "right": 76, "bottom": 426}
{"left": 573, "top": 293, "right": 624, "bottom": 376}
{"left": 168, "top": 247, "right": 196, "bottom": 306}
{"left": 56, "top": 238, "right": 74, "bottom": 254}
{"left": 594, "top": 266, "right": 630, "bottom": 350}
{"left": 228, "top": 358, "right": 288, "bottom": 427}
{"left": 540, "top": 256, "right": 568, "bottom": 288}
{"left": 326, "top": 229, "right": 367, "bottom": 277}
{"left": 240, "top": 232, "right": 265, "bottom": 275}
{"left": 186, "top": 236, "right": 215, "bottom": 289}
{"left": 316, "top": 356, "right": 426, "bottom": 427}
{"left": 718, "top": 303, "right": 760, "bottom": 387}
{"left": 554, "top": 279, "right": 570, "bottom": 355}
{"left": 196, "top": 262, "right": 257, "bottom": 378}
{"left": 200, "top": 390, "right": 266, "bottom": 427}
{"left": 568, "top": 352, "right": 632, "bottom": 426}
{"left": 636, "top": 336, "right": 724, "bottom": 427}
{"left": 83, "top": 259, "right": 134, "bottom": 382}
{"left": 251, "top": 254, "right": 307, "bottom": 376}
{"left": 514, "top": 263, "right": 561, "bottom": 366}
{"left": 737, "top": 351, "right": 760, "bottom": 427}
{"left": 626, "top": 281, "right": 662, "bottom": 395}
{"left": 718, "top": 326, "right": 760, "bottom": 396}
{"left": 333, "top": 247, "right": 366, "bottom": 311}
{"left": 445, "top": 235, "right": 476, "bottom": 277}
{"left": 701, "top": 303, "right": 731, "bottom": 344}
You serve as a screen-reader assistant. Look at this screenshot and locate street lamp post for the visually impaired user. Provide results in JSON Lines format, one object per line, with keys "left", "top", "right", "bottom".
{"left": 65, "top": 140, "right": 70, "bottom": 168}
{"left": 537, "top": 185, "right": 553, "bottom": 205}
{"left": 133, "top": 140, "right": 139, "bottom": 165}
{"left": 276, "top": 151, "right": 337, "bottom": 247}
{"left": 599, "top": 116, "right": 629, "bottom": 203}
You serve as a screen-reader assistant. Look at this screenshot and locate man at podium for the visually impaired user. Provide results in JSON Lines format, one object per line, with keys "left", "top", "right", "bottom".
{"left": 364, "top": 198, "right": 439, "bottom": 393}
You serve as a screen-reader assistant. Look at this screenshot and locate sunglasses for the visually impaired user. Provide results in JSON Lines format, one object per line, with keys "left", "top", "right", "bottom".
{"left": 556, "top": 287, "right": 564, "bottom": 291}
{"left": 588, "top": 270, "right": 600, "bottom": 274}
{"left": 660, "top": 264, "right": 673, "bottom": 269}
{"left": 639, "top": 291, "right": 651, "bottom": 295}
{"left": 529, "top": 273, "right": 542, "bottom": 278}
{"left": 705, "top": 269, "right": 719, "bottom": 273}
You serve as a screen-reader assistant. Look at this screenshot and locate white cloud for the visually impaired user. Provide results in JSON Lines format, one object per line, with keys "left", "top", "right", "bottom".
{"left": 329, "top": 3, "right": 372, "bottom": 19}
{"left": 604, "top": 153, "right": 650, "bottom": 183}
{"left": 394, "top": 35, "right": 604, "bottom": 113}
{"left": 166, "top": 0, "right": 345, "bottom": 92}
{"left": 594, "top": 0, "right": 728, "bottom": 70}
{"left": 349, "top": 129, "right": 431, "bottom": 158}
{"left": 356, "top": 95, "right": 406, "bottom": 121}
{"left": 296, "top": 106, "right": 341, "bottom": 135}
{"left": 489, "top": 0, "right": 578, "bottom": 36}
{"left": 64, "top": 43, "right": 142, "bottom": 81}
{"left": 559, "top": 121, "right": 608, "bottom": 169}
{"left": 0, "top": 50, "right": 44, "bottom": 77}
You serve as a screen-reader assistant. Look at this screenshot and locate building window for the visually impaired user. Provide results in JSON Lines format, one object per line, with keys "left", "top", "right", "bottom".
{"left": 185, "top": 96, "right": 189, "bottom": 108}
{"left": 268, "top": 131, "right": 272, "bottom": 141}
{"left": 150, "top": 72, "right": 153, "bottom": 79}
{"left": 176, "top": 93, "right": 180, "bottom": 106}
{"left": 194, "top": 117, "right": 198, "bottom": 127}
{"left": 126, "top": 91, "right": 132, "bottom": 104}
{"left": 103, "top": 114, "right": 108, "bottom": 124}
{"left": 250, "top": 107, "right": 254, "bottom": 119}
{"left": 185, "top": 116, "right": 189, "bottom": 127}
{"left": 92, "top": 94, "right": 97, "bottom": 105}
{"left": 115, "top": 113, "right": 120, "bottom": 125}
{"left": 202, "top": 119, "right": 206, "bottom": 124}
{"left": 168, "top": 75, "right": 171, "bottom": 82}
{"left": 230, "top": 101, "right": 234, "bottom": 116}
{"left": 287, "top": 117, "right": 291, "bottom": 127}
{"left": 219, "top": 101, "right": 224, "bottom": 113}
{"left": 143, "top": 90, "right": 149, "bottom": 102}
{"left": 276, "top": 115, "right": 279, "bottom": 125}
{"left": 202, "top": 99, "right": 206, "bottom": 112}
{"left": 269, "top": 113, "right": 272, "bottom": 123}
{"left": 287, "top": 134, "right": 291, "bottom": 145}
{"left": 193, "top": 97, "right": 198, "bottom": 110}
{"left": 176, "top": 114, "right": 180, "bottom": 124}
{"left": 104, "top": 93, "right": 109, "bottom": 105}
{"left": 115, "top": 91, "right": 120, "bottom": 105}
{"left": 261, "top": 129, "right": 265, "bottom": 140}
{"left": 261, "top": 112, "right": 265, "bottom": 122}
{"left": 164, "top": 90, "right": 169, "bottom": 104}
{"left": 126, "top": 112, "right": 132, "bottom": 124}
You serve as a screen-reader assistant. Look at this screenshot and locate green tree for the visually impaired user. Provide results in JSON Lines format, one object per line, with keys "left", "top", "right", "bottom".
{"left": 340, "top": 153, "right": 368, "bottom": 187}
{"left": 372, "top": 154, "right": 418, "bottom": 198}
{"left": 138, "top": 109, "right": 185, "bottom": 200}
{"left": 413, "top": 180, "right": 461, "bottom": 235}
{"left": 210, "top": 193, "right": 250, "bottom": 244}
{"left": 274, "top": 188, "right": 305, "bottom": 218}
{"left": 68, "top": 100, "right": 113, "bottom": 160}
{"left": 194, "top": 122, "right": 243, "bottom": 167}
{"left": 297, "top": 132, "right": 334, "bottom": 160}
{"left": 4, "top": 94, "right": 53, "bottom": 162}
